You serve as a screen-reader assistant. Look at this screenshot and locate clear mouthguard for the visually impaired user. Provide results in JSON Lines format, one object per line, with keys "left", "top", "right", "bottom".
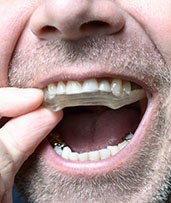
{"left": 43, "top": 89, "right": 146, "bottom": 111}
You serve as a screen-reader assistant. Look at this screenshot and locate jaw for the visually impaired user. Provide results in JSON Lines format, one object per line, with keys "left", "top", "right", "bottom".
{"left": 15, "top": 95, "right": 171, "bottom": 203}
{"left": 14, "top": 76, "right": 171, "bottom": 202}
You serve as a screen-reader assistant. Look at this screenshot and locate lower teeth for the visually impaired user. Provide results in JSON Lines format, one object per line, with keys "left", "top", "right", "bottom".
{"left": 53, "top": 133, "right": 133, "bottom": 162}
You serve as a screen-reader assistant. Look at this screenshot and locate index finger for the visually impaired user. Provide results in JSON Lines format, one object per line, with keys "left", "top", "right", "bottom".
{"left": 0, "top": 88, "right": 43, "bottom": 118}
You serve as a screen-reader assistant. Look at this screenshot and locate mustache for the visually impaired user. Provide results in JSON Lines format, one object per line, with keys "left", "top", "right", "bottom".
{"left": 8, "top": 35, "right": 170, "bottom": 93}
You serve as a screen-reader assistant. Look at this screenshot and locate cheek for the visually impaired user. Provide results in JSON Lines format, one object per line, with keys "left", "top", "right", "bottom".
{"left": 0, "top": 0, "right": 40, "bottom": 86}
{"left": 119, "top": 0, "right": 171, "bottom": 65}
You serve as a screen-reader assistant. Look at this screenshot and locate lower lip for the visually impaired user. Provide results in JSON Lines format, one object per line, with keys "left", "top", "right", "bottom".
{"left": 37, "top": 99, "right": 158, "bottom": 176}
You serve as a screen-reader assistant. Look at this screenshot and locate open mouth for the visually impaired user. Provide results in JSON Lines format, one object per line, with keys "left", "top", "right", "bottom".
{"left": 42, "top": 77, "right": 148, "bottom": 173}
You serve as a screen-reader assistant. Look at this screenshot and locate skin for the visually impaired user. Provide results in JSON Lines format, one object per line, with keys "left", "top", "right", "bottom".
{"left": 0, "top": 0, "right": 171, "bottom": 202}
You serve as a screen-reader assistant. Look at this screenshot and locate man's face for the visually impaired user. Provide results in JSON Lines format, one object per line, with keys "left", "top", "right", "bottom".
{"left": 1, "top": 0, "right": 171, "bottom": 202}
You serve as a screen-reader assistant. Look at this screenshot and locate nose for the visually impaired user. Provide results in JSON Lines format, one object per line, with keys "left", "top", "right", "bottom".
{"left": 30, "top": 0, "right": 125, "bottom": 40}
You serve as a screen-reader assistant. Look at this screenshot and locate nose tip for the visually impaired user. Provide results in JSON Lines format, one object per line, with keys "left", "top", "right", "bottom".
{"left": 30, "top": 0, "right": 125, "bottom": 40}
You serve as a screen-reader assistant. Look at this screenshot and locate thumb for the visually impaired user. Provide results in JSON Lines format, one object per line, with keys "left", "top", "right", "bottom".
{"left": 0, "top": 108, "right": 63, "bottom": 171}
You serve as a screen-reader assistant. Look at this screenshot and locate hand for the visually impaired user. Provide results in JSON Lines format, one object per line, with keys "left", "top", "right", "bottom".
{"left": 0, "top": 88, "right": 63, "bottom": 203}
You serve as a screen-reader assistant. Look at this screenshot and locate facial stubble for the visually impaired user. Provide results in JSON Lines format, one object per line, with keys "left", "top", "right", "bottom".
{"left": 9, "top": 36, "right": 171, "bottom": 202}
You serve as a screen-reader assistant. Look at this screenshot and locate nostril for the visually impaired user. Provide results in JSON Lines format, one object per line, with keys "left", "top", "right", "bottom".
{"left": 41, "top": 25, "right": 58, "bottom": 34}
{"left": 37, "top": 25, "right": 59, "bottom": 39}
{"left": 80, "top": 20, "right": 110, "bottom": 33}
{"left": 38, "top": 21, "right": 112, "bottom": 39}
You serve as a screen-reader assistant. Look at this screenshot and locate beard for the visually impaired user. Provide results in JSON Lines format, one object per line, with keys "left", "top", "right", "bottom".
{"left": 8, "top": 34, "right": 171, "bottom": 202}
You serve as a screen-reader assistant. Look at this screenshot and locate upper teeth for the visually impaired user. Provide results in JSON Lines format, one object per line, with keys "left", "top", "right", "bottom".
{"left": 43, "top": 78, "right": 146, "bottom": 111}
{"left": 47, "top": 79, "right": 132, "bottom": 96}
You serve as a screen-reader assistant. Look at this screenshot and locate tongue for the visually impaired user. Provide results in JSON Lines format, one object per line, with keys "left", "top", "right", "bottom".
{"left": 57, "top": 106, "right": 140, "bottom": 153}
